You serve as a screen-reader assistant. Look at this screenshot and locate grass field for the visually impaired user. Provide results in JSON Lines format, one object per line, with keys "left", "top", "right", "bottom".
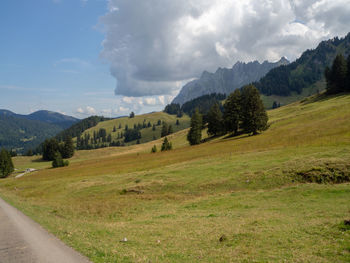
{"left": 1, "top": 93, "right": 350, "bottom": 262}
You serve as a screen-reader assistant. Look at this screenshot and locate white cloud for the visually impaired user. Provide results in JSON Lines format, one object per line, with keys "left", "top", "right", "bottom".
{"left": 100, "top": 0, "right": 350, "bottom": 97}
{"left": 76, "top": 106, "right": 97, "bottom": 116}
{"left": 143, "top": 97, "right": 157, "bottom": 106}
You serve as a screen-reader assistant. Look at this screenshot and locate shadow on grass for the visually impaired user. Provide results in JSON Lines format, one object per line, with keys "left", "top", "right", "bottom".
{"left": 302, "top": 92, "right": 350, "bottom": 105}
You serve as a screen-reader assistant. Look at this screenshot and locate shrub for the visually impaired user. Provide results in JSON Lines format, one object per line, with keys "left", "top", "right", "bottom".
{"left": 161, "top": 137, "right": 172, "bottom": 151}
{"left": 151, "top": 145, "right": 157, "bottom": 153}
{"left": 52, "top": 152, "right": 69, "bottom": 168}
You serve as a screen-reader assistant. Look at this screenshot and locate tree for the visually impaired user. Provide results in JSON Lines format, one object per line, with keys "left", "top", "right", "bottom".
{"left": 61, "top": 136, "right": 74, "bottom": 159}
{"left": 240, "top": 85, "right": 268, "bottom": 135}
{"left": 223, "top": 89, "right": 241, "bottom": 135}
{"left": 161, "top": 122, "right": 169, "bottom": 137}
{"left": 42, "top": 138, "right": 60, "bottom": 161}
{"left": 168, "top": 125, "right": 173, "bottom": 135}
{"left": 152, "top": 124, "right": 156, "bottom": 131}
{"left": 187, "top": 109, "right": 202, "bottom": 145}
{"left": 129, "top": 112, "right": 135, "bottom": 118}
{"left": 151, "top": 145, "right": 157, "bottom": 153}
{"left": 0, "top": 148, "right": 14, "bottom": 178}
{"left": 113, "top": 126, "right": 117, "bottom": 132}
{"left": 176, "top": 119, "right": 180, "bottom": 126}
{"left": 207, "top": 102, "right": 224, "bottom": 136}
{"left": 325, "top": 54, "right": 347, "bottom": 94}
{"left": 161, "top": 137, "right": 172, "bottom": 151}
{"left": 52, "top": 152, "right": 68, "bottom": 168}
{"left": 347, "top": 54, "right": 350, "bottom": 91}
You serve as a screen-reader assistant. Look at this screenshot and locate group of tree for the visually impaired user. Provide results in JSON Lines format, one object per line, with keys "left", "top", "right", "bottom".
{"left": 324, "top": 54, "right": 350, "bottom": 94}
{"left": 55, "top": 116, "right": 110, "bottom": 142}
{"left": 187, "top": 85, "right": 268, "bottom": 145}
{"left": 164, "top": 93, "right": 226, "bottom": 119}
{"left": 124, "top": 129, "right": 141, "bottom": 143}
{"left": 42, "top": 136, "right": 74, "bottom": 162}
{"left": 161, "top": 122, "right": 173, "bottom": 137}
{"left": 0, "top": 148, "right": 14, "bottom": 178}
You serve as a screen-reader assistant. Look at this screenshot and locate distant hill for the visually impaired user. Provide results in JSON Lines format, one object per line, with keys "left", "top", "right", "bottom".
{"left": 0, "top": 109, "right": 79, "bottom": 153}
{"left": 255, "top": 33, "right": 350, "bottom": 97}
{"left": 25, "top": 110, "right": 78, "bottom": 129}
{"left": 172, "top": 57, "right": 289, "bottom": 105}
{"left": 74, "top": 112, "right": 191, "bottom": 149}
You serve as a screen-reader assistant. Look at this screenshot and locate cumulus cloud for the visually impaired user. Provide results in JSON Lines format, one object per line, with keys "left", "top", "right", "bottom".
{"left": 100, "top": 0, "right": 350, "bottom": 97}
{"left": 76, "top": 106, "right": 97, "bottom": 115}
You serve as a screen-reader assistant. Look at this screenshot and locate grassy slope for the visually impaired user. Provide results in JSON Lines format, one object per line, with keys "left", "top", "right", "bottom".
{"left": 79, "top": 112, "right": 190, "bottom": 146}
{"left": 1, "top": 94, "right": 350, "bottom": 262}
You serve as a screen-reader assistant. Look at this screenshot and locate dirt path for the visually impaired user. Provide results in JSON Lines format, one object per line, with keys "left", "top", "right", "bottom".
{"left": 0, "top": 198, "right": 91, "bottom": 263}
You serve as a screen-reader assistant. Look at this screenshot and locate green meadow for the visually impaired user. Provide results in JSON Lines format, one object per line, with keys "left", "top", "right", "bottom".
{"left": 1, "top": 93, "right": 350, "bottom": 262}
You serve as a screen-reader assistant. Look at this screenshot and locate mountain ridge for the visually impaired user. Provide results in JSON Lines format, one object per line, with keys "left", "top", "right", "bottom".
{"left": 172, "top": 57, "right": 289, "bottom": 105}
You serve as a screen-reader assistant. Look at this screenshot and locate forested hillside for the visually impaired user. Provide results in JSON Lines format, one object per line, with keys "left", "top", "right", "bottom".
{"left": 0, "top": 109, "right": 78, "bottom": 154}
{"left": 255, "top": 33, "right": 350, "bottom": 96}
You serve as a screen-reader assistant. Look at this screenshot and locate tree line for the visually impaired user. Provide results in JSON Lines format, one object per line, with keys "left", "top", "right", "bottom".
{"left": 187, "top": 85, "right": 268, "bottom": 145}
{"left": 0, "top": 148, "right": 14, "bottom": 178}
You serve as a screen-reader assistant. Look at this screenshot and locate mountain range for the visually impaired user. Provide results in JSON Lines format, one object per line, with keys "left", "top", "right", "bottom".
{"left": 173, "top": 33, "right": 350, "bottom": 105}
{"left": 0, "top": 110, "right": 79, "bottom": 153}
{"left": 172, "top": 57, "right": 289, "bottom": 105}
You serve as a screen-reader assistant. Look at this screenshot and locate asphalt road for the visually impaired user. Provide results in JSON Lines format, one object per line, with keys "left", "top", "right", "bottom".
{"left": 0, "top": 198, "right": 91, "bottom": 263}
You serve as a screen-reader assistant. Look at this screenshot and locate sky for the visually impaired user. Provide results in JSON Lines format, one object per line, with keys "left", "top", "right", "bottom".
{"left": 1, "top": 0, "right": 350, "bottom": 118}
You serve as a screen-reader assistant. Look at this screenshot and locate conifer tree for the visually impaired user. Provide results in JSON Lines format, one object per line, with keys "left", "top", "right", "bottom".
{"left": 161, "top": 122, "right": 169, "bottom": 137}
{"left": 176, "top": 119, "right": 180, "bottom": 126}
{"left": 223, "top": 89, "right": 241, "bottom": 135}
{"left": 347, "top": 54, "right": 350, "bottom": 91}
{"left": 187, "top": 108, "right": 202, "bottom": 145}
{"left": 326, "top": 54, "right": 347, "bottom": 94}
{"left": 161, "top": 137, "right": 172, "bottom": 151}
{"left": 0, "top": 148, "right": 14, "bottom": 178}
{"left": 207, "top": 102, "right": 224, "bottom": 136}
{"left": 240, "top": 85, "right": 268, "bottom": 135}
{"left": 61, "top": 136, "right": 74, "bottom": 159}
{"left": 168, "top": 125, "right": 173, "bottom": 135}
{"left": 151, "top": 145, "right": 157, "bottom": 153}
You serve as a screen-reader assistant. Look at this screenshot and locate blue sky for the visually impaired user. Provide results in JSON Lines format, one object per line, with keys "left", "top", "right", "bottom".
{"left": 1, "top": 0, "right": 349, "bottom": 118}
{"left": 0, "top": 0, "right": 119, "bottom": 117}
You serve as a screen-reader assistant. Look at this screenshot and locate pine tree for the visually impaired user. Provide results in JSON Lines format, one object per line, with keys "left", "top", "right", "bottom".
{"left": 161, "top": 137, "right": 172, "bottom": 151}
{"left": 161, "top": 122, "right": 169, "bottom": 137}
{"left": 326, "top": 54, "right": 347, "bottom": 94}
{"left": 207, "top": 102, "right": 224, "bottom": 136}
{"left": 61, "top": 136, "right": 74, "bottom": 159}
{"left": 151, "top": 145, "right": 157, "bottom": 153}
{"left": 223, "top": 89, "right": 241, "bottom": 135}
{"left": 113, "top": 126, "right": 117, "bottom": 132}
{"left": 187, "top": 109, "right": 202, "bottom": 145}
{"left": 347, "top": 54, "right": 350, "bottom": 91}
{"left": 176, "top": 119, "right": 180, "bottom": 126}
{"left": 168, "top": 125, "right": 173, "bottom": 135}
{"left": 240, "top": 85, "right": 268, "bottom": 135}
{"left": 152, "top": 124, "right": 156, "bottom": 131}
{"left": 42, "top": 138, "right": 60, "bottom": 161}
{"left": 0, "top": 148, "right": 14, "bottom": 178}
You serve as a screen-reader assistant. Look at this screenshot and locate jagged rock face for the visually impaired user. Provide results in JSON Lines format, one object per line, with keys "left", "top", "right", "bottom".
{"left": 172, "top": 57, "right": 289, "bottom": 105}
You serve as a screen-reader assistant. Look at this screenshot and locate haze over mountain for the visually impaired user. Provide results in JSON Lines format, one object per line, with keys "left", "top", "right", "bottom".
{"left": 0, "top": 110, "right": 79, "bottom": 153}
{"left": 172, "top": 58, "right": 289, "bottom": 105}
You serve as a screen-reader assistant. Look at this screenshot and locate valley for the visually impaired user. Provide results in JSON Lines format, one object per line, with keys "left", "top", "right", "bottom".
{"left": 0, "top": 93, "right": 349, "bottom": 262}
